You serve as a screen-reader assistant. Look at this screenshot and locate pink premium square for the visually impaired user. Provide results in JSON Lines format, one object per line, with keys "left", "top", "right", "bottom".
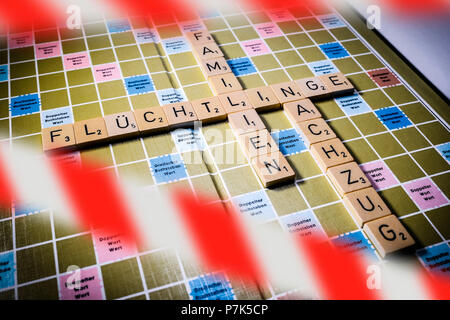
{"left": 268, "top": 10, "right": 295, "bottom": 22}
{"left": 63, "top": 52, "right": 90, "bottom": 70}
{"left": 242, "top": 39, "right": 270, "bottom": 56}
{"left": 35, "top": 42, "right": 61, "bottom": 59}
{"left": 9, "top": 32, "right": 33, "bottom": 49}
{"left": 360, "top": 160, "right": 398, "bottom": 190}
{"left": 92, "top": 232, "right": 137, "bottom": 264}
{"left": 93, "top": 63, "right": 121, "bottom": 82}
{"left": 59, "top": 266, "right": 103, "bottom": 300}
{"left": 255, "top": 22, "right": 283, "bottom": 38}
{"left": 404, "top": 178, "right": 448, "bottom": 211}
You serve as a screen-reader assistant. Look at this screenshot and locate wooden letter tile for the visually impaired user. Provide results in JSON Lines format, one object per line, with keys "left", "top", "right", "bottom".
{"left": 252, "top": 152, "right": 295, "bottom": 188}
{"left": 296, "top": 77, "right": 330, "bottom": 99}
{"left": 297, "top": 118, "right": 336, "bottom": 147}
{"left": 74, "top": 117, "right": 109, "bottom": 147}
{"left": 319, "top": 72, "right": 354, "bottom": 96}
{"left": 209, "top": 73, "right": 242, "bottom": 95}
{"left": 283, "top": 99, "right": 322, "bottom": 124}
{"left": 327, "top": 161, "right": 371, "bottom": 197}
{"left": 191, "top": 96, "right": 227, "bottom": 124}
{"left": 343, "top": 187, "right": 391, "bottom": 227}
{"left": 193, "top": 42, "right": 223, "bottom": 60}
{"left": 238, "top": 129, "right": 279, "bottom": 159}
{"left": 218, "top": 91, "right": 253, "bottom": 114}
{"left": 200, "top": 57, "right": 231, "bottom": 77}
{"left": 104, "top": 111, "right": 139, "bottom": 139}
{"left": 270, "top": 81, "right": 305, "bottom": 103}
{"left": 42, "top": 124, "right": 76, "bottom": 152}
{"left": 134, "top": 106, "right": 169, "bottom": 134}
{"left": 162, "top": 101, "right": 198, "bottom": 128}
{"left": 310, "top": 138, "right": 353, "bottom": 171}
{"left": 228, "top": 109, "right": 266, "bottom": 135}
{"left": 244, "top": 86, "right": 280, "bottom": 112}
{"left": 363, "top": 214, "right": 415, "bottom": 257}
{"left": 186, "top": 30, "right": 215, "bottom": 45}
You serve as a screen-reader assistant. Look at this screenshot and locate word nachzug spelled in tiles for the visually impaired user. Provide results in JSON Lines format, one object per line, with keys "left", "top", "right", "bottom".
{"left": 282, "top": 73, "right": 415, "bottom": 257}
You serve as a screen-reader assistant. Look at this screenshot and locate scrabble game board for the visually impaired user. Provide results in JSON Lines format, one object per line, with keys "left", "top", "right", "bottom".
{"left": 0, "top": 3, "right": 449, "bottom": 300}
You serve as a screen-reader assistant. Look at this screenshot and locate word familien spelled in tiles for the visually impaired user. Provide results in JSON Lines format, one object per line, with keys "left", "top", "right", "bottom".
{"left": 186, "top": 30, "right": 215, "bottom": 45}
{"left": 193, "top": 42, "right": 224, "bottom": 60}
{"left": 219, "top": 91, "right": 253, "bottom": 114}
{"left": 251, "top": 152, "right": 296, "bottom": 188}
{"left": 200, "top": 57, "right": 231, "bottom": 77}
{"left": 238, "top": 129, "right": 279, "bottom": 159}
{"left": 343, "top": 187, "right": 391, "bottom": 227}
{"left": 228, "top": 109, "right": 266, "bottom": 135}
{"left": 209, "top": 73, "right": 243, "bottom": 95}
{"left": 363, "top": 214, "right": 415, "bottom": 257}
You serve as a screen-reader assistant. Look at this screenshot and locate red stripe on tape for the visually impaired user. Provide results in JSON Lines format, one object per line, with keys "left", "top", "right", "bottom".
{"left": 296, "top": 234, "right": 380, "bottom": 300}
{"left": 0, "top": 147, "right": 17, "bottom": 208}
{"left": 50, "top": 156, "right": 141, "bottom": 247}
{"left": 173, "top": 189, "right": 265, "bottom": 284}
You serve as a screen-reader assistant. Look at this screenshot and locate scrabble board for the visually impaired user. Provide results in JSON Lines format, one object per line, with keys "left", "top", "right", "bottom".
{"left": 0, "top": 3, "right": 449, "bottom": 300}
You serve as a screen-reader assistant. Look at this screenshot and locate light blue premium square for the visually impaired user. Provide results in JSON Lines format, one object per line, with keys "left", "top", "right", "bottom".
{"left": 417, "top": 243, "right": 450, "bottom": 278}
{"left": 375, "top": 106, "right": 413, "bottom": 130}
{"left": 331, "top": 230, "right": 378, "bottom": 261}
{"left": 14, "top": 201, "right": 42, "bottom": 216}
{"left": 189, "top": 273, "right": 235, "bottom": 300}
{"left": 107, "top": 19, "right": 131, "bottom": 33}
{"left": 308, "top": 60, "right": 339, "bottom": 75}
{"left": 149, "top": 154, "right": 188, "bottom": 184}
{"left": 41, "top": 106, "right": 74, "bottom": 128}
{"left": 232, "top": 190, "right": 277, "bottom": 223}
{"left": 0, "top": 251, "right": 15, "bottom": 289}
{"left": 134, "top": 28, "right": 159, "bottom": 44}
{"left": 335, "top": 93, "right": 371, "bottom": 116}
{"left": 162, "top": 37, "right": 190, "bottom": 54}
{"left": 0, "top": 65, "right": 8, "bottom": 82}
{"left": 10, "top": 93, "right": 41, "bottom": 116}
{"left": 280, "top": 210, "right": 326, "bottom": 238}
{"left": 227, "top": 57, "right": 257, "bottom": 76}
{"left": 171, "top": 127, "right": 206, "bottom": 153}
{"left": 124, "top": 75, "right": 154, "bottom": 95}
{"left": 319, "top": 42, "right": 349, "bottom": 59}
{"left": 319, "top": 14, "right": 346, "bottom": 28}
{"left": 436, "top": 142, "right": 450, "bottom": 163}
{"left": 200, "top": 10, "right": 220, "bottom": 19}
{"left": 156, "top": 88, "right": 186, "bottom": 105}
{"left": 271, "top": 128, "right": 307, "bottom": 155}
